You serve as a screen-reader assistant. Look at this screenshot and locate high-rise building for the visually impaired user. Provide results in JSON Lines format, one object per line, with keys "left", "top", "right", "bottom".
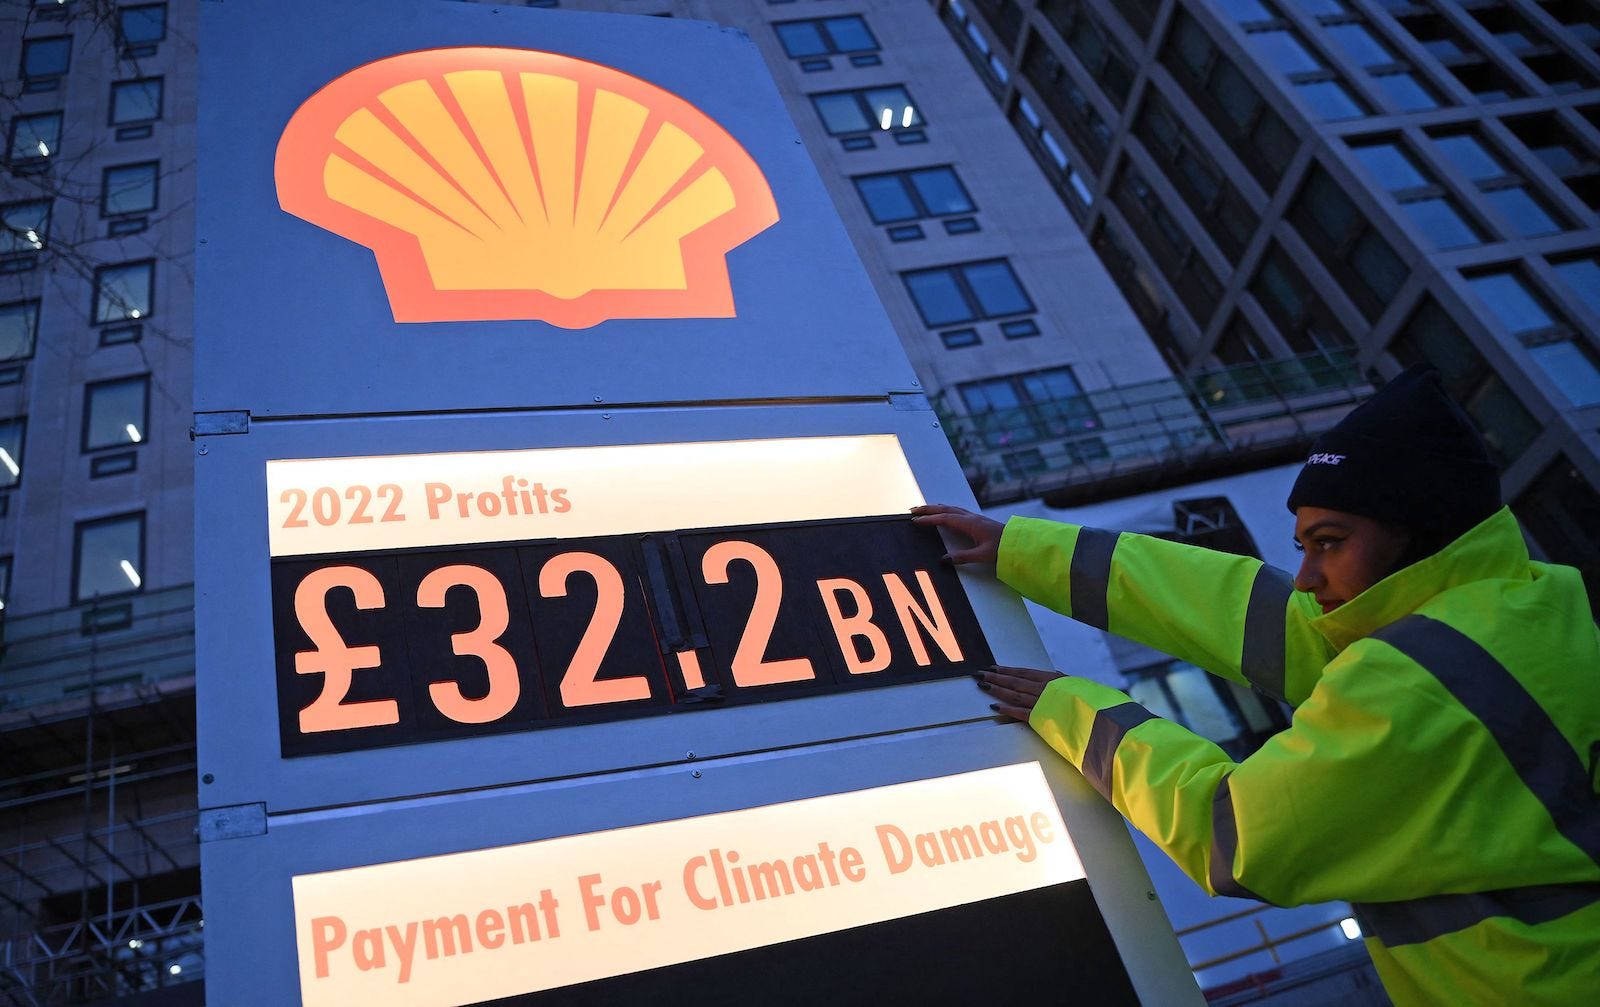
{"left": 936, "top": 0, "right": 1600, "bottom": 602}
{"left": 1, "top": 0, "right": 1592, "bottom": 1003}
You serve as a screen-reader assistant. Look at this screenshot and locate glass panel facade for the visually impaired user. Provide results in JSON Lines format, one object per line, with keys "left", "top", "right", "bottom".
{"left": 118, "top": 3, "right": 167, "bottom": 44}
{"left": 1552, "top": 257, "right": 1600, "bottom": 319}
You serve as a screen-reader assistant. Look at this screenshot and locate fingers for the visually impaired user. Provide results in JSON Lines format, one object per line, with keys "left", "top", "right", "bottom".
{"left": 972, "top": 665, "right": 1065, "bottom": 722}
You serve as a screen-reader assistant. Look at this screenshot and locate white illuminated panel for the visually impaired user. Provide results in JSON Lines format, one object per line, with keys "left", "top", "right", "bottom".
{"left": 267, "top": 434, "right": 922, "bottom": 557}
{"left": 292, "top": 763, "right": 1082, "bottom": 1005}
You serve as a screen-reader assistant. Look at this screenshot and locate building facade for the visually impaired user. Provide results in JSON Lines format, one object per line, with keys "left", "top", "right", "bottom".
{"left": 938, "top": 0, "right": 1600, "bottom": 602}
{"left": 0, "top": 0, "right": 1593, "bottom": 1002}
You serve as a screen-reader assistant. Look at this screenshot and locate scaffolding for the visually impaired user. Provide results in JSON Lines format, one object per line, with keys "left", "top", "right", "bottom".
{"left": 0, "top": 585, "right": 201, "bottom": 1006}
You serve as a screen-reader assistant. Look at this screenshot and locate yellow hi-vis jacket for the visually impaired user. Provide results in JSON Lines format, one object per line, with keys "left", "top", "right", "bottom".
{"left": 998, "top": 506, "right": 1600, "bottom": 1005}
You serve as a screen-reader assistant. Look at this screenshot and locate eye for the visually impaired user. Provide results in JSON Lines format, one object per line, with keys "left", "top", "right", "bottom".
{"left": 1291, "top": 539, "right": 1305, "bottom": 553}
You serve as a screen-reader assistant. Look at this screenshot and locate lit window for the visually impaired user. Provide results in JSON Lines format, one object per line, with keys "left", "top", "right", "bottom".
{"left": 83, "top": 375, "right": 149, "bottom": 451}
{"left": 853, "top": 166, "right": 975, "bottom": 224}
{"left": 810, "top": 85, "right": 923, "bottom": 136}
{"left": 102, "top": 162, "right": 158, "bottom": 216}
{"left": 774, "top": 15, "right": 877, "bottom": 58}
{"left": 110, "top": 78, "right": 162, "bottom": 125}
{"left": 73, "top": 512, "right": 145, "bottom": 602}
{"left": 0, "top": 417, "right": 23, "bottom": 489}
{"left": 6, "top": 111, "right": 61, "bottom": 162}
{"left": 118, "top": 3, "right": 167, "bottom": 46}
{"left": 902, "top": 259, "right": 1032, "bottom": 327}
{"left": 93, "top": 261, "right": 154, "bottom": 323}
{"left": 0, "top": 300, "right": 39, "bottom": 362}
{"left": 0, "top": 200, "right": 51, "bottom": 255}
{"left": 22, "top": 35, "right": 71, "bottom": 80}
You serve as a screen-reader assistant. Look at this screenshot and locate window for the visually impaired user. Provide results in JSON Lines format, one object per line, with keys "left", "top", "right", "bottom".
{"left": 1466, "top": 269, "right": 1600, "bottom": 407}
{"left": 93, "top": 260, "right": 154, "bottom": 323}
{"left": 1251, "top": 245, "right": 1353, "bottom": 358}
{"left": 117, "top": 3, "right": 167, "bottom": 48}
{"left": 1161, "top": 11, "right": 1297, "bottom": 186}
{"left": 1039, "top": 0, "right": 1135, "bottom": 107}
{"left": 102, "top": 162, "right": 158, "bottom": 216}
{"left": 810, "top": 85, "right": 923, "bottom": 142}
{"left": 1466, "top": 270, "right": 1556, "bottom": 334}
{"left": 1011, "top": 95, "right": 1095, "bottom": 209}
{"left": 7, "top": 111, "right": 61, "bottom": 163}
{"left": 1294, "top": 78, "right": 1367, "bottom": 120}
{"left": 1551, "top": 255, "right": 1600, "bottom": 320}
{"left": 1135, "top": 93, "right": 1258, "bottom": 263}
{"left": 1504, "top": 114, "right": 1600, "bottom": 213}
{"left": 903, "top": 259, "right": 1033, "bottom": 328}
{"left": 73, "top": 512, "right": 145, "bottom": 602}
{"left": 1290, "top": 165, "right": 1407, "bottom": 319}
{"left": 0, "top": 200, "right": 51, "bottom": 257}
{"left": 941, "top": 0, "right": 1012, "bottom": 92}
{"left": 1021, "top": 39, "right": 1113, "bottom": 169}
{"left": 110, "top": 78, "right": 163, "bottom": 125}
{"left": 0, "top": 417, "right": 23, "bottom": 489}
{"left": 21, "top": 35, "right": 71, "bottom": 83}
{"left": 1372, "top": 71, "right": 1441, "bottom": 111}
{"left": 774, "top": 16, "right": 878, "bottom": 58}
{"left": 1428, "top": 130, "right": 1566, "bottom": 236}
{"left": 0, "top": 300, "right": 39, "bottom": 362}
{"left": 1111, "top": 165, "right": 1224, "bottom": 325}
{"left": 1387, "top": 297, "right": 1539, "bottom": 464}
{"left": 1349, "top": 141, "right": 1483, "bottom": 249}
{"left": 957, "top": 366, "right": 1099, "bottom": 447}
{"left": 853, "top": 166, "right": 975, "bottom": 225}
{"left": 83, "top": 375, "right": 149, "bottom": 451}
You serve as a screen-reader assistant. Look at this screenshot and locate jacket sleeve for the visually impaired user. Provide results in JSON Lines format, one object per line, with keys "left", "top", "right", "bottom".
{"left": 997, "top": 516, "right": 1331, "bottom": 706}
{"left": 1029, "top": 640, "right": 1523, "bottom": 906}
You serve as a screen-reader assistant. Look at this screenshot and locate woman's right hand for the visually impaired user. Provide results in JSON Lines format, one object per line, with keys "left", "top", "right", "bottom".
{"left": 910, "top": 504, "right": 1005, "bottom": 568}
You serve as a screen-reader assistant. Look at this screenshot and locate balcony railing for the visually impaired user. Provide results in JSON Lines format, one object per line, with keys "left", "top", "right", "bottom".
{"left": 0, "top": 584, "right": 196, "bottom": 714}
{"left": 936, "top": 351, "right": 1369, "bottom": 506}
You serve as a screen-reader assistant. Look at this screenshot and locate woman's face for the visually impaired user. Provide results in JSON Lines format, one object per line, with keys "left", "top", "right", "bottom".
{"left": 1292, "top": 507, "right": 1413, "bottom": 615}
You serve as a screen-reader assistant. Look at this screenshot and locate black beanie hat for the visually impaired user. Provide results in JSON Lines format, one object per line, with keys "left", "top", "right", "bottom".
{"left": 1285, "top": 364, "right": 1501, "bottom": 555}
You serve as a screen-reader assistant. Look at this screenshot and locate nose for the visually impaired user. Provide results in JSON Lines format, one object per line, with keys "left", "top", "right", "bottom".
{"left": 1294, "top": 554, "right": 1321, "bottom": 595}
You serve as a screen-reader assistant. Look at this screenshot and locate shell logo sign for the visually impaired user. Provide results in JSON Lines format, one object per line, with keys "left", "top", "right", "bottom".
{"left": 275, "top": 48, "right": 779, "bottom": 328}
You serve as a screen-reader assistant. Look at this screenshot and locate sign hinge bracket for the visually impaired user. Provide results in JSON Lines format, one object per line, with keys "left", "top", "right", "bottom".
{"left": 191, "top": 411, "right": 251, "bottom": 439}
{"left": 199, "top": 803, "right": 267, "bottom": 842}
{"left": 889, "top": 393, "right": 932, "bottom": 412}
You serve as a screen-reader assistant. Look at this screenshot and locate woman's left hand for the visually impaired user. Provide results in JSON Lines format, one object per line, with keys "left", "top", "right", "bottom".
{"left": 977, "top": 665, "right": 1066, "bottom": 721}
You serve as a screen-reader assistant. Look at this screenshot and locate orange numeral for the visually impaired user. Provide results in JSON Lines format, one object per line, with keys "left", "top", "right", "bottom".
{"left": 701, "top": 541, "right": 816, "bottom": 687}
{"left": 417, "top": 565, "right": 521, "bottom": 724}
{"left": 538, "top": 552, "right": 649, "bottom": 707}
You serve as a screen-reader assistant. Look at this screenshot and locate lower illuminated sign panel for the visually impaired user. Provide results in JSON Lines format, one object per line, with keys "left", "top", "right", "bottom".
{"left": 271, "top": 516, "right": 992, "bottom": 756}
{"left": 292, "top": 763, "right": 1137, "bottom": 1006}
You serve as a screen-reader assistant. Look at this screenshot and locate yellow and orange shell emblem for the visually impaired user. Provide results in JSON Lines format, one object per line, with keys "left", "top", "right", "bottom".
{"left": 275, "top": 48, "right": 779, "bottom": 328}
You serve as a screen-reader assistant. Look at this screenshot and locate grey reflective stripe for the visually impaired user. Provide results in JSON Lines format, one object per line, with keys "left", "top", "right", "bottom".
{"left": 1354, "top": 882, "right": 1600, "bottom": 948}
{"left": 1240, "top": 565, "right": 1294, "bottom": 703}
{"left": 1373, "top": 615, "right": 1600, "bottom": 869}
{"left": 1209, "top": 776, "right": 1266, "bottom": 902}
{"left": 1080, "top": 702, "right": 1156, "bottom": 802}
{"left": 1070, "top": 528, "right": 1119, "bottom": 631}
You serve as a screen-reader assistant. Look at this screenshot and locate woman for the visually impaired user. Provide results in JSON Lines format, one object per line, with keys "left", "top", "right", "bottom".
{"left": 914, "top": 366, "right": 1600, "bottom": 1005}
